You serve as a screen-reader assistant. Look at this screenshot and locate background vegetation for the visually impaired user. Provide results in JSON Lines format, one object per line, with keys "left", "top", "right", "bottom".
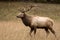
{"left": 0, "top": 0, "right": 60, "bottom": 3}
{"left": 0, "top": 2, "right": 60, "bottom": 21}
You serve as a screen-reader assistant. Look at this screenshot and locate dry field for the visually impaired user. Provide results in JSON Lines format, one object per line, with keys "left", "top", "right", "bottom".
{"left": 0, "top": 2, "right": 60, "bottom": 40}
{"left": 0, "top": 21, "right": 60, "bottom": 40}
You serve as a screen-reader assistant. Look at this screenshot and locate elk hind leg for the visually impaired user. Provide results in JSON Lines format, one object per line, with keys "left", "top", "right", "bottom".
{"left": 48, "top": 27, "right": 56, "bottom": 37}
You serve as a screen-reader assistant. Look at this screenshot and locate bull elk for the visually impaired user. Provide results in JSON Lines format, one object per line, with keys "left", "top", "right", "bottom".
{"left": 16, "top": 5, "right": 56, "bottom": 38}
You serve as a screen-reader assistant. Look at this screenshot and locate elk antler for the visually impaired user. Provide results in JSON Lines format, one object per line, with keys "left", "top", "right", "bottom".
{"left": 25, "top": 5, "right": 35, "bottom": 12}
{"left": 18, "top": 5, "right": 35, "bottom": 13}
{"left": 18, "top": 8, "right": 26, "bottom": 13}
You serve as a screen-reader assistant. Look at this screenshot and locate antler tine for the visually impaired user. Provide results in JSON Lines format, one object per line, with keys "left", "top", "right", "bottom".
{"left": 31, "top": 4, "right": 38, "bottom": 7}
{"left": 18, "top": 8, "right": 26, "bottom": 13}
{"left": 18, "top": 5, "right": 36, "bottom": 13}
{"left": 25, "top": 5, "right": 35, "bottom": 12}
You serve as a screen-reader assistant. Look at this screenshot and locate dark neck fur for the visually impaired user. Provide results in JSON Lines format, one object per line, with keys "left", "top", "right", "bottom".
{"left": 21, "top": 14, "right": 32, "bottom": 26}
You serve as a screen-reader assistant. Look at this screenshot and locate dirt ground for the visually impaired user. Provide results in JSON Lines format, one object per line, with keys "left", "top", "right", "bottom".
{"left": 0, "top": 20, "right": 60, "bottom": 40}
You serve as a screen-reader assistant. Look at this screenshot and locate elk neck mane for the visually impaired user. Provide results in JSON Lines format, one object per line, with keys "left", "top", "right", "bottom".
{"left": 21, "top": 13, "right": 33, "bottom": 26}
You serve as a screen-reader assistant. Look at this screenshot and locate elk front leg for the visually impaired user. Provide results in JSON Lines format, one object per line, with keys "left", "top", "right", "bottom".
{"left": 34, "top": 27, "right": 36, "bottom": 35}
{"left": 30, "top": 28, "right": 34, "bottom": 37}
{"left": 44, "top": 27, "right": 49, "bottom": 38}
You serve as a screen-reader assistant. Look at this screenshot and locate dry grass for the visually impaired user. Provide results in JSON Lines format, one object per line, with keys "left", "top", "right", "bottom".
{"left": 0, "top": 21, "right": 60, "bottom": 40}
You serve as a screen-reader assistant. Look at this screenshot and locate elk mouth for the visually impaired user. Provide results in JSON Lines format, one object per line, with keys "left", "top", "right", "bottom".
{"left": 16, "top": 16, "right": 20, "bottom": 18}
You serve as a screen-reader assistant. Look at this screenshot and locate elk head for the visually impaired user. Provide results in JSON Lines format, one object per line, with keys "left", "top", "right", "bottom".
{"left": 17, "top": 5, "right": 35, "bottom": 18}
